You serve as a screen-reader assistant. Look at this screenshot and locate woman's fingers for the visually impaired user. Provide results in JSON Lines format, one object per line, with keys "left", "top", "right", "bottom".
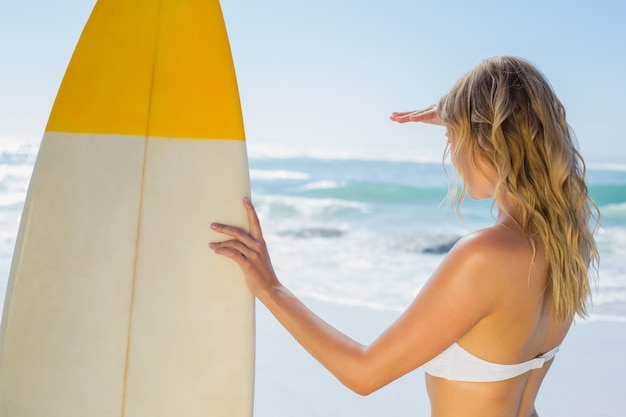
{"left": 210, "top": 239, "right": 255, "bottom": 260}
{"left": 211, "top": 222, "right": 256, "bottom": 248}
{"left": 389, "top": 111, "right": 414, "bottom": 123}
{"left": 209, "top": 198, "right": 281, "bottom": 299}
{"left": 390, "top": 105, "right": 442, "bottom": 125}
{"left": 210, "top": 198, "right": 264, "bottom": 248}
{"left": 243, "top": 197, "right": 265, "bottom": 243}
{"left": 210, "top": 199, "right": 267, "bottom": 265}
{"left": 390, "top": 111, "right": 414, "bottom": 118}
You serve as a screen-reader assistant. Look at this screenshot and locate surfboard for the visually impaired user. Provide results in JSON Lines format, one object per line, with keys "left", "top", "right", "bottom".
{"left": 0, "top": 1, "right": 254, "bottom": 416}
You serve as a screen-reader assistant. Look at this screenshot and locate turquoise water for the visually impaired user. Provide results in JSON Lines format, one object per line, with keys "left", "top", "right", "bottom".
{"left": 1, "top": 143, "right": 625, "bottom": 321}
{"left": 249, "top": 154, "right": 626, "bottom": 320}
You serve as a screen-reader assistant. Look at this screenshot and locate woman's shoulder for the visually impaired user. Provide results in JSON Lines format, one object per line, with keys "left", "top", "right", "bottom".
{"left": 441, "top": 225, "right": 536, "bottom": 289}
{"left": 451, "top": 224, "right": 533, "bottom": 262}
{"left": 416, "top": 225, "right": 532, "bottom": 334}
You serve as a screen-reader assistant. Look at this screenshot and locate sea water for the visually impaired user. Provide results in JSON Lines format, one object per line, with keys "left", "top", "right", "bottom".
{"left": 1, "top": 142, "right": 625, "bottom": 322}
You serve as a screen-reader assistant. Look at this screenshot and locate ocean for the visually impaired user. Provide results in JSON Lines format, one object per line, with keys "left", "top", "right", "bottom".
{"left": 1, "top": 141, "right": 626, "bottom": 322}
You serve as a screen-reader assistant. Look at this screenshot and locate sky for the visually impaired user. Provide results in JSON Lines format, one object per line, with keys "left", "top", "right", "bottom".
{"left": 1, "top": 0, "right": 625, "bottom": 164}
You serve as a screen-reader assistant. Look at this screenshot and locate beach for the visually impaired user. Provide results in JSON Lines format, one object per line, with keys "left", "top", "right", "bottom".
{"left": 1, "top": 143, "right": 625, "bottom": 415}
{"left": 254, "top": 298, "right": 626, "bottom": 417}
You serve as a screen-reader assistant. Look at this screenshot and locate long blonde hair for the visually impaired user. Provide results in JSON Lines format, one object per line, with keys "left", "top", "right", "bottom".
{"left": 438, "top": 56, "right": 599, "bottom": 321}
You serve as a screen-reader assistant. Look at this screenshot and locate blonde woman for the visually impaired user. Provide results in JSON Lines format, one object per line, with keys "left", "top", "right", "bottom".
{"left": 209, "top": 56, "right": 598, "bottom": 417}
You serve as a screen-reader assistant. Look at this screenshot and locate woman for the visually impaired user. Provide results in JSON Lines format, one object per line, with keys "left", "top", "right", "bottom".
{"left": 209, "top": 56, "right": 599, "bottom": 417}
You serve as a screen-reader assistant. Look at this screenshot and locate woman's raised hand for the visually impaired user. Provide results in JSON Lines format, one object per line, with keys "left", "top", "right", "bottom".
{"left": 209, "top": 197, "right": 279, "bottom": 298}
{"left": 389, "top": 104, "right": 443, "bottom": 125}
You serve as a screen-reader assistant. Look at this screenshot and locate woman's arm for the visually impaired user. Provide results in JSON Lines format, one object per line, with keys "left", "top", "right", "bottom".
{"left": 210, "top": 198, "right": 496, "bottom": 395}
{"left": 210, "top": 198, "right": 372, "bottom": 393}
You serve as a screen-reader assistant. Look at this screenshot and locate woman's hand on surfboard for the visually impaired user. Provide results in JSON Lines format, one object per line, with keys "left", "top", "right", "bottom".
{"left": 210, "top": 197, "right": 279, "bottom": 297}
{"left": 389, "top": 104, "right": 443, "bottom": 125}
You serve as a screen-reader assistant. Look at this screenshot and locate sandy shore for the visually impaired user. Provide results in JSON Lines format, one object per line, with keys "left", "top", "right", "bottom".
{"left": 253, "top": 297, "right": 626, "bottom": 417}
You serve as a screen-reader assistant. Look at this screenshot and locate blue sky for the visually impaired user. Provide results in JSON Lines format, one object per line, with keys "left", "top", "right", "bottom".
{"left": 1, "top": 0, "right": 625, "bottom": 164}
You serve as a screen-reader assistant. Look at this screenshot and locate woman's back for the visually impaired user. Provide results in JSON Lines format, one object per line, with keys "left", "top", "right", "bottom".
{"left": 425, "top": 219, "right": 571, "bottom": 417}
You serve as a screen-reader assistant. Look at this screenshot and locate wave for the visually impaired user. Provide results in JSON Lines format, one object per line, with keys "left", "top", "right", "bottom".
{"left": 587, "top": 162, "right": 626, "bottom": 172}
{"left": 598, "top": 204, "right": 626, "bottom": 226}
{"left": 385, "top": 233, "right": 461, "bottom": 254}
{"left": 250, "top": 169, "right": 310, "bottom": 181}
{"left": 247, "top": 143, "right": 446, "bottom": 164}
{"left": 585, "top": 314, "right": 626, "bottom": 324}
{"left": 0, "top": 138, "right": 40, "bottom": 154}
{"left": 272, "top": 227, "right": 461, "bottom": 254}
{"left": 0, "top": 193, "right": 27, "bottom": 208}
{"left": 589, "top": 184, "right": 626, "bottom": 206}
{"left": 0, "top": 165, "right": 33, "bottom": 198}
{"left": 298, "top": 180, "right": 343, "bottom": 191}
{"left": 294, "top": 180, "right": 447, "bottom": 205}
{"left": 247, "top": 144, "right": 626, "bottom": 168}
{"left": 253, "top": 194, "right": 370, "bottom": 222}
{"left": 1, "top": 142, "right": 625, "bottom": 172}
{"left": 0, "top": 152, "right": 36, "bottom": 166}
{"left": 277, "top": 228, "right": 346, "bottom": 239}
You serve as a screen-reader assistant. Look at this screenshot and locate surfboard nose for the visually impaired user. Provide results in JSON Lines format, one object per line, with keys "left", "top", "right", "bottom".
{"left": 46, "top": 0, "right": 245, "bottom": 141}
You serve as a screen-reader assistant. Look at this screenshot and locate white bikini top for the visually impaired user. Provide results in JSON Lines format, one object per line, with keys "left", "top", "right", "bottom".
{"left": 424, "top": 342, "right": 560, "bottom": 382}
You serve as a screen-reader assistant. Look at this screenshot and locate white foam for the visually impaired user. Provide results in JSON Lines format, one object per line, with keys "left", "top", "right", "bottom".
{"left": 0, "top": 137, "right": 40, "bottom": 154}
{"left": 247, "top": 143, "right": 446, "bottom": 164}
{"left": 594, "top": 290, "right": 626, "bottom": 305}
{"left": 255, "top": 194, "right": 370, "bottom": 217}
{"left": 0, "top": 164, "right": 34, "bottom": 188}
{"left": 299, "top": 180, "right": 342, "bottom": 191}
{"left": 0, "top": 193, "right": 26, "bottom": 208}
{"left": 599, "top": 203, "right": 626, "bottom": 217}
{"left": 250, "top": 169, "right": 310, "bottom": 181}
{"left": 587, "top": 162, "right": 626, "bottom": 172}
{"left": 585, "top": 314, "right": 626, "bottom": 323}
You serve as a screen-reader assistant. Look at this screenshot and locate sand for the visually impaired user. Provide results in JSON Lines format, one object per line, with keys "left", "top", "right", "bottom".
{"left": 253, "top": 297, "right": 626, "bottom": 417}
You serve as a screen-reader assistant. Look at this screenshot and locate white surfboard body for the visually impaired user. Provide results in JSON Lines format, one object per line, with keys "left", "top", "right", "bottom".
{"left": 0, "top": 1, "right": 255, "bottom": 416}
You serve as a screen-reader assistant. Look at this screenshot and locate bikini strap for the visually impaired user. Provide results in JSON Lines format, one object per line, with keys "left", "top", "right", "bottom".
{"left": 530, "top": 345, "right": 560, "bottom": 370}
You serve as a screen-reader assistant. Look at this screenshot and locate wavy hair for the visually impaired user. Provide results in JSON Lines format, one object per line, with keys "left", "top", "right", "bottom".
{"left": 438, "top": 56, "right": 599, "bottom": 321}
